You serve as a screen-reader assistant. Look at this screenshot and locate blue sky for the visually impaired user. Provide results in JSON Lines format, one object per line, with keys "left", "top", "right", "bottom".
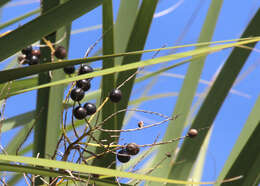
{"left": 1, "top": 0, "right": 260, "bottom": 184}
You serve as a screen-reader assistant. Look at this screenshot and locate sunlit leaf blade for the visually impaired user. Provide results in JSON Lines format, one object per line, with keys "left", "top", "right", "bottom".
{"left": 0, "top": 9, "right": 40, "bottom": 30}
{"left": 0, "top": 162, "right": 129, "bottom": 186}
{"left": 0, "top": 0, "right": 104, "bottom": 61}
{"left": 135, "top": 57, "right": 200, "bottom": 83}
{"left": 0, "top": 38, "right": 252, "bottom": 84}
{"left": 0, "top": 77, "right": 38, "bottom": 100}
{"left": 220, "top": 122, "right": 260, "bottom": 186}
{"left": 190, "top": 127, "right": 213, "bottom": 183}
{"left": 91, "top": 0, "right": 117, "bottom": 168}
{"left": 1, "top": 111, "right": 35, "bottom": 132}
{"left": 150, "top": 0, "right": 224, "bottom": 183}
{"left": 8, "top": 38, "right": 260, "bottom": 100}
{"left": 114, "top": 0, "right": 139, "bottom": 67}
{"left": 5, "top": 122, "right": 34, "bottom": 155}
{"left": 167, "top": 8, "right": 260, "bottom": 184}
{"left": 0, "top": 154, "right": 240, "bottom": 185}
{"left": 215, "top": 95, "right": 260, "bottom": 186}
{"left": 7, "top": 174, "right": 22, "bottom": 186}
{"left": 33, "top": 0, "right": 70, "bottom": 167}
{"left": 113, "top": 0, "right": 159, "bottom": 139}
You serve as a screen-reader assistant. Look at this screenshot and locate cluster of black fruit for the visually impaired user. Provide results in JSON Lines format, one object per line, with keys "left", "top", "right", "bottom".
{"left": 117, "top": 143, "right": 140, "bottom": 163}
{"left": 18, "top": 46, "right": 41, "bottom": 65}
{"left": 18, "top": 45, "right": 68, "bottom": 65}
{"left": 67, "top": 64, "right": 96, "bottom": 120}
{"left": 68, "top": 64, "right": 123, "bottom": 120}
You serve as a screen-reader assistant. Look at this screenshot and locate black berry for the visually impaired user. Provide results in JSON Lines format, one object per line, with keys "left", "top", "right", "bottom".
{"left": 76, "top": 79, "right": 91, "bottom": 92}
{"left": 117, "top": 149, "right": 131, "bottom": 163}
{"left": 54, "top": 46, "right": 67, "bottom": 59}
{"left": 28, "top": 55, "right": 39, "bottom": 65}
{"left": 83, "top": 102, "right": 96, "bottom": 115}
{"left": 63, "top": 66, "right": 75, "bottom": 75}
{"left": 70, "top": 88, "right": 85, "bottom": 102}
{"left": 126, "top": 143, "right": 140, "bottom": 155}
{"left": 188, "top": 129, "right": 198, "bottom": 138}
{"left": 21, "top": 46, "right": 32, "bottom": 55}
{"left": 109, "top": 89, "right": 122, "bottom": 103}
{"left": 31, "top": 49, "right": 41, "bottom": 57}
{"left": 73, "top": 106, "right": 87, "bottom": 120}
{"left": 78, "top": 65, "right": 93, "bottom": 75}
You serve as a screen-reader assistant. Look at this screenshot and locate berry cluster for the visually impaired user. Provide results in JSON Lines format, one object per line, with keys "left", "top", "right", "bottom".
{"left": 70, "top": 65, "right": 96, "bottom": 120}
{"left": 18, "top": 46, "right": 41, "bottom": 65}
{"left": 18, "top": 45, "right": 68, "bottom": 66}
{"left": 69, "top": 64, "right": 123, "bottom": 120}
{"left": 117, "top": 143, "right": 140, "bottom": 163}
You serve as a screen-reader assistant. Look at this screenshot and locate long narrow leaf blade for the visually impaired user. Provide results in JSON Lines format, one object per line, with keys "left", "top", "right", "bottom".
{"left": 151, "top": 0, "right": 223, "bottom": 183}
{"left": 0, "top": 0, "right": 104, "bottom": 61}
{"left": 216, "top": 95, "right": 260, "bottom": 186}
{"left": 167, "top": 8, "right": 260, "bottom": 184}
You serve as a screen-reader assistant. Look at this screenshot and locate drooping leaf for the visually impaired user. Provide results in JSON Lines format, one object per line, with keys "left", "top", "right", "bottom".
{"left": 0, "top": 154, "right": 240, "bottom": 185}
{"left": 150, "top": 0, "right": 224, "bottom": 183}
{"left": 0, "top": 9, "right": 40, "bottom": 30}
{"left": 216, "top": 95, "right": 260, "bottom": 186}
{"left": 167, "top": 8, "right": 260, "bottom": 184}
{"left": 0, "top": 0, "right": 104, "bottom": 61}
{"left": 8, "top": 37, "right": 260, "bottom": 97}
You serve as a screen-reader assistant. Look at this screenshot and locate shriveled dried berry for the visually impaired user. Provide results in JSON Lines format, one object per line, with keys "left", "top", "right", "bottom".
{"left": 188, "top": 129, "right": 198, "bottom": 138}
{"left": 138, "top": 121, "right": 144, "bottom": 128}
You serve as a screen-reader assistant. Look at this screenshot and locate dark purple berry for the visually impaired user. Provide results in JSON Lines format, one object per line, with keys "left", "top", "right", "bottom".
{"left": 54, "top": 46, "right": 67, "bottom": 59}
{"left": 117, "top": 149, "right": 131, "bottom": 163}
{"left": 73, "top": 106, "right": 87, "bottom": 120}
{"left": 31, "top": 49, "right": 41, "bottom": 57}
{"left": 78, "top": 65, "right": 93, "bottom": 75}
{"left": 188, "top": 129, "right": 198, "bottom": 138}
{"left": 126, "top": 143, "right": 140, "bottom": 155}
{"left": 83, "top": 102, "right": 96, "bottom": 115}
{"left": 28, "top": 55, "right": 39, "bottom": 65}
{"left": 63, "top": 66, "right": 75, "bottom": 75}
{"left": 70, "top": 88, "right": 85, "bottom": 101}
{"left": 21, "top": 46, "right": 32, "bottom": 55}
{"left": 76, "top": 79, "right": 91, "bottom": 92}
{"left": 109, "top": 89, "right": 122, "bottom": 103}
